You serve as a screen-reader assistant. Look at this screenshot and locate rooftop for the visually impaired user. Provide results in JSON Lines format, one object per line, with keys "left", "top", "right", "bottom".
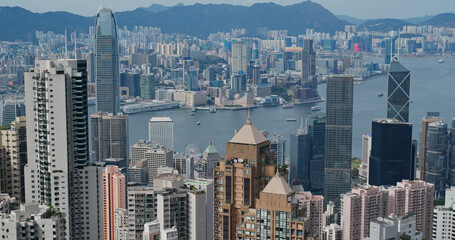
{"left": 149, "top": 116, "right": 173, "bottom": 122}
{"left": 229, "top": 111, "right": 268, "bottom": 145}
{"left": 262, "top": 172, "right": 294, "bottom": 196}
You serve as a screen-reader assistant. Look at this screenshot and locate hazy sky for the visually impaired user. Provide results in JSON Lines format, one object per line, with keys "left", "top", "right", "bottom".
{"left": 1, "top": 0, "right": 454, "bottom": 19}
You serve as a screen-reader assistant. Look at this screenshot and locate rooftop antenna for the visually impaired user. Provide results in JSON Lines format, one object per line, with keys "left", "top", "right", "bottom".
{"left": 64, "top": 30, "right": 68, "bottom": 59}
{"left": 74, "top": 30, "right": 77, "bottom": 59}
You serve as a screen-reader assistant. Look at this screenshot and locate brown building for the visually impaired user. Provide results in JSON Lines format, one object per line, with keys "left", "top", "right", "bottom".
{"left": 0, "top": 116, "right": 27, "bottom": 202}
{"left": 214, "top": 113, "right": 311, "bottom": 239}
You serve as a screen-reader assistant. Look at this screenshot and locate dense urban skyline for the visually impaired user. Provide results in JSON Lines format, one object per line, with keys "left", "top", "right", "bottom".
{"left": 0, "top": 0, "right": 453, "bottom": 19}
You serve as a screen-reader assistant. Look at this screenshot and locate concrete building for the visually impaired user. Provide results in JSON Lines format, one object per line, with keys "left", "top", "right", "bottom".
{"left": 302, "top": 39, "right": 316, "bottom": 87}
{"left": 184, "top": 179, "right": 213, "bottom": 240}
{"left": 368, "top": 214, "right": 422, "bottom": 240}
{"left": 128, "top": 159, "right": 149, "bottom": 185}
{"left": 140, "top": 74, "right": 156, "bottom": 100}
{"left": 130, "top": 140, "right": 155, "bottom": 166}
{"left": 149, "top": 116, "right": 174, "bottom": 150}
{"left": 156, "top": 188, "right": 188, "bottom": 239}
{"left": 145, "top": 147, "right": 174, "bottom": 182}
{"left": 173, "top": 91, "right": 208, "bottom": 107}
{"left": 143, "top": 220, "right": 160, "bottom": 240}
{"left": 0, "top": 203, "right": 66, "bottom": 239}
{"left": 340, "top": 180, "right": 434, "bottom": 240}
{"left": 188, "top": 189, "right": 207, "bottom": 240}
{"left": 213, "top": 112, "right": 278, "bottom": 239}
{"left": 231, "top": 42, "right": 248, "bottom": 76}
{"left": 127, "top": 186, "right": 156, "bottom": 240}
{"left": 114, "top": 208, "right": 129, "bottom": 240}
{"left": 295, "top": 189, "right": 324, "bottom": 238}
{"left": 0, "top": 116, "right": 27, "bottom": 202}
{"left": 91, "top": 112, "right": 129, "bottom": 163}
{"left": 341, "top": 185, "right": 389, "bottom": 240}
{"left": 24, "top": 59, "right": 91, "bottom": 238}
{"left": 1, "top": 98, "right": 25, "bottom": 125}
{"left": 323, "top": 224, "right": 342, "bottom": 240}
{"left": 103, "top": 165, "right": 126, "bottom": 240}
{"left": 433, "top": 187, "right": 455, "bottom": 239}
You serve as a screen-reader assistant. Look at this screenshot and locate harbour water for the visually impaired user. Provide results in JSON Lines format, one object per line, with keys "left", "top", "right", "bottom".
{"left": 88, "top": 56, "right": 455, "bottom": 158}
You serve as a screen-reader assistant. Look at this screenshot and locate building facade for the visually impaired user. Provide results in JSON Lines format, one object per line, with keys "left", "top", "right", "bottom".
{"left": 386, "top": 61, "right": 410, "bottom": 122}
{"left": 103, "top": 165, "right": 126, "bottom": 240}
{"left": 324, "top": 75, "right": 353, "bottom": 208}
{"left": 149, "top": 116, "right": 174, "bottom": 150}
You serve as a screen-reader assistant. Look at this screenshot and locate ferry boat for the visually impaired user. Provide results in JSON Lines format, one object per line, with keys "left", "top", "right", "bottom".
{"left": 191, "top": 107, "right": 197, "bottom": 112}
{"left": 196, "top": 121, "right": 201, "bottom": 125}
{"left": 282, "top": 103, "right": 294, "bottom": 109}
{"left": 190, "top": 112, "right": 195, "bottom": 116}
{"left": 286, "top": 118, "right": 297, "bottom": 122}
{"left": 378, "top": 93, "right": 384, "bottom": 97}
{"left": 311, "top": 106, "right": 321, "bottom": 111}
{"left": 209, "top": 107, "right": 217, "bottom": 113}
{"left": 439, "top": 59, "right": 445, "bottom": 63}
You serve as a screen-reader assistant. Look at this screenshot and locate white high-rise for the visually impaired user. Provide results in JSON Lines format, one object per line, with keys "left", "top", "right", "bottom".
{"left": 24, "top": 59, "right": 103, "bottom": 239}
{"left": 149, "top": 117, "right": 174, "bottom": 149}
{"left": 231, "top": 42, "right": 247, "bottom": 76}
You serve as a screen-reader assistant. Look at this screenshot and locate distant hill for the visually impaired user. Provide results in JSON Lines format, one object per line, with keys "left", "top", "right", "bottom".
{"left": 141, "top": 3, "right": 184, "bottom": 13}
{"left": 336, "top": 15, "right": 365, "bottom": 25}
{"left": 360, "top": 19, "right": 412, "bottom": 32}
{"left": 0, "top": 6, "right": 92, "bottom": 41}
{"left": 404, "top": 15, "right": 434, "bottom": 24}
{"left": 421, "top": 13, "right": 455, "bottom": 27}
{"left": 0, "top": 1, "right": 348, "bottom": 41}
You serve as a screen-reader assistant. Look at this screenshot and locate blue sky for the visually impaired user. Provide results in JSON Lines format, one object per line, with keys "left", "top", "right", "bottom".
{"left": 1, "top": 0, "right": 454, "bottom": 19}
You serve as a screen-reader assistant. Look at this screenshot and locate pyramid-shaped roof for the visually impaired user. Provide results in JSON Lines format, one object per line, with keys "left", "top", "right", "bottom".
{"left": 204, "top": 140, "right": 218, "bottom": 153}
{"left": 389, "top": 61, "right": 410, "bottom": 73}
{"left": 262, "top": 172, "right": 294, "bottom": 196}
{"left": 229, "top": 111, "right": 268, "bottom": 145}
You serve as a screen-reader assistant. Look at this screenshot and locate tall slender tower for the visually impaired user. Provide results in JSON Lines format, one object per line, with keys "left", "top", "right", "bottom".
{"left": 302, "top": 39, "right": 316, "bottom": 88}
{"left": 95, "top": 6, "right": 120, "bottom": 114}
{"left": 324, "top": 75, "right": 353, "bottom": 208}
{"left": 24, "top": 59, "right": 90, "bottom": 237}
{"left": 387, "top": 61, "right": 410, "bottom": 122}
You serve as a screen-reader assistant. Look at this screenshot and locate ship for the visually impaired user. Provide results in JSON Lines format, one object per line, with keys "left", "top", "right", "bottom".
{"left": 196, "top": 121, "right": 201, "bottom": 125}
{"left": 282, "top": 103, "right": 294, "bottom": 109}
{"left": 286, "top": 118, "right": 297, "bottom": 122}
{"left": 311, "top": 106, "right": 321, "bottom": 111}
{"left": 191, "top": 107, "right": 197, "bottom": 112}
{"left": 190, "top": 112, "right": 195, "bottom": 116}
{"left": 209, "top": 107, "right": 217, "bottom": 113}
{"left": 378, "top": 93, "right": 384, "bottom": 97}
{"left": 439, "top": 59, "right": 445, "bottom": 63}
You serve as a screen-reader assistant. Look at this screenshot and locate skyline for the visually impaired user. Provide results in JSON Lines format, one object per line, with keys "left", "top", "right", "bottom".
{"left": 0, "top": 0, "right": 453, "bottom": 20}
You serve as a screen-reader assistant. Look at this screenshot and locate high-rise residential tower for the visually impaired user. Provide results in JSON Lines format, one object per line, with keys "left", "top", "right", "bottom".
{"left": 387, "top": 61, "right": 411, "bottom": 122}
{"left": 95, "top": 7, "right": 120, "bottom": 114}
{"left": 324, "top": 75, "right": 353, "bottom": 208}
{"left": 91, "top": 112, "right": 129, "bottom": 163}
{"left": 449, "top": 117, "right": 455, "bottom": 186}
{"left": 231, "top": 42, "right": 247, "bottom": 76}
{"left": 0, "top": 116, "right": 27, "bottom": 202}
{"left": 102, "top": 165, "right": 126, "bottom": 240}
{"left": 24, "top": 59, "right": 90, "bottom": 237}
{"left": 302, "top": 39, "right": 316, "bottom": 88}
{"left": 369, "top": 119, "right": 415, "bottom": 187}
{"left": 149, "top": 116, "right": 174, "bottom": 150}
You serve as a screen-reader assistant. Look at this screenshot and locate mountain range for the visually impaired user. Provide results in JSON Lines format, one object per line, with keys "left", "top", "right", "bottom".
{"left": 0, "top": 1, "right": 454, "bottom": 42}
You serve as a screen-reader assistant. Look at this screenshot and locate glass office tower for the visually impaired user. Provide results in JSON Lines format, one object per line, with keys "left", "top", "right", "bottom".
{"left": 387, "top": 61, "right": 411, "bottom": 122}
{"left": 324, "top": 75, "right": 353, "bottom": 208}
{"left": 95, "top": 7, "right": 120, "bottom": 114}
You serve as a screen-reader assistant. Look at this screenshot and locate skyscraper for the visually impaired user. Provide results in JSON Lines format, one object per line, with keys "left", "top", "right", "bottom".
{"left": 290, "top": 120, "right": 311, "bottom": 189}
{"left": 420, "top": 112, "right": 443, "bottom": 181}
{"left": 149, "top": 116, "right": 174, "bottom": 150}
{"left": 302, "top": 39, "right": 316, "bottom": 88}
{"left": 231, "top": 42, "right": 247, "bottom": 76}
{"left": 2, "top": 97, "right": 25, "bottom": 125}
{"left": 324, "top": 75, "right": 353, "bottom": 208}
{"left": 369, "top": 119, "right": 415, "bottom": 187}
{"left": 95, "top": 7, "right": 120, "bottom": 114}
{"left": 91, "top": 112, "right": 129, "bottom": 163}
{"left": 449, "top": 117, "right": 455, "bottom": 186}
{"left": 424, "top": 121, "right": 449, "bottom": 199}
{"left": 387, "top": 61, "right": 411, "bottom": 122}
{"left": 24, "top": 59, "right": 90, "bottom": 237}
{"left": 309, "top": 116, "right": 326, "bottom": 194}
{"left": 102, "top": 165, "right": 126, "bottom": 240}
